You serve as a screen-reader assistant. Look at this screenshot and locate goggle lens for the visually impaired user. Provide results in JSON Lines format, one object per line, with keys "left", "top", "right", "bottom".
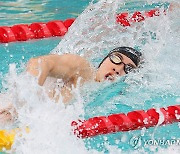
{"left": 109, "top": 54, "right": 122, "bottom": 64}
{"left": 109, "top": 52, "right": 135, "bottom": 74}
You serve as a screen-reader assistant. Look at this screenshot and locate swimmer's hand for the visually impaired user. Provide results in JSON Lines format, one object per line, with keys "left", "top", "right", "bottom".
{"left": 0, "top": 104, "right": 17, "bottom": 125}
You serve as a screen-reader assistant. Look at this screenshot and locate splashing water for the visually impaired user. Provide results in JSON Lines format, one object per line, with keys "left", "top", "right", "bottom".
{"left": 0, "top": 0, "right": 180, "bottom": 153}
{"left": 1, "top": 64, "right": 88, "bottom": 153}
{"left": 53, "top": 0, "right": 180, "bottom": 106}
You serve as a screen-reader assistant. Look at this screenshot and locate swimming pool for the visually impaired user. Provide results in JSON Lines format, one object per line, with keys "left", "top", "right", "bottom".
{"left": 0, "top": 0, "right": 180, "bottom": 153}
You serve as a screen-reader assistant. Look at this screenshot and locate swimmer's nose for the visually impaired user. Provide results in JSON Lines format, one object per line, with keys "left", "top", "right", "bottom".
{"left": 112, "top": 64, "right": 125, "bottom": 75}
{"left": 112, "top": 68, "right": 120, "bottom": 75}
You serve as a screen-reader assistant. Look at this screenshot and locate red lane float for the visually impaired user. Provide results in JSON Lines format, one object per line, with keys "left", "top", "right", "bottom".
{"left": 72, "top": 105, "right": 180, "bottom": 138}
{"left": 116, "top": 8, "right": 161, "bottom": 27}
{"left": 0, "top": 26, "right": 16, "bottom": 43}
{"left": 0, "top": 18, "right": 75, "bottom": 43}
{"left": 0, "top": 8, "right": 164, "bottom": 43}
{"left": 47, "top": 20, "right": 67, "bottom": 36}
{"left": 63, "top": 18, "right": 76, "bottom": 29}
{"left": 11, "top": 24, "right": 34, "bottom": 41}
{"left": 29, "top": 23, "right": 52, "bottom": 39}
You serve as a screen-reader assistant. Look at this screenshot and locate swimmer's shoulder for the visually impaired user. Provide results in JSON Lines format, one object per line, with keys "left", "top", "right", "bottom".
{"left": 34, "top": 53, "right": 87, "bottom": 62}
{"left": 28, "top": 53, "right": 91, "bottom": 70}
{"left": 47, "top": 53, "right": 91, "bottom": 68}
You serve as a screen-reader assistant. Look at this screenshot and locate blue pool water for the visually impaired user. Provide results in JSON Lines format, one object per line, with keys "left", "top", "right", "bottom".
{"left": 0, "top": 0, "right": 180, "bottom": 154}
{"left": 0, "top": 0, "right": 92, "bottom": 81}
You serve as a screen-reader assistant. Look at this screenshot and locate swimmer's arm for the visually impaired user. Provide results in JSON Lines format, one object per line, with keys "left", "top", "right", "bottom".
{"left": 27, "top": 57, "right": 54, "bottom": 86}
{"left": 0, "top": 103, "right": 17, "bottom": 124}
{"left": 38, "top": 63, "right": 51, "bottom": 86}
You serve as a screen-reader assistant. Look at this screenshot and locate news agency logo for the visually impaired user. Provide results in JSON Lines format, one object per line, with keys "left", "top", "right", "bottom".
{"left": 129, "top": 136, "right": 142, "bottom": 149}
{"left": 129, "top": 136, "right": 180, "bottom": 149}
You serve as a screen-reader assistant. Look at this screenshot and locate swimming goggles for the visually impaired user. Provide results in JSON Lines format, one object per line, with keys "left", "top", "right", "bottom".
{"left": 108, "top": 52, "right": 135, "bottom": 74}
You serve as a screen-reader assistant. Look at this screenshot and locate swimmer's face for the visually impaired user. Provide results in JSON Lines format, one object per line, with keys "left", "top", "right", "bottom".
{"left": 95, "top": 53, "right": 137, "bottom": 82}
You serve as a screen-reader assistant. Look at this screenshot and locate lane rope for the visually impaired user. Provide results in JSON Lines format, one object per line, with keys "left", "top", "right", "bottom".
{"left": 1, "top": 105, "right": 179, "bottom": 151}
{"left": 0, "top": 8, "right": 162, "bottom": 43}
{"left": 0, "top": 19, "right": 75, "bottom": 43}
{"left": 72, "top": 105, "right": 180, "bottom": 138}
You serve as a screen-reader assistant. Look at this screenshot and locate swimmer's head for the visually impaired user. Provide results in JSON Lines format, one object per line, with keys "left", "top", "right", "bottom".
{"left": 95, "top": 47, "right": 142, "bottom": 82}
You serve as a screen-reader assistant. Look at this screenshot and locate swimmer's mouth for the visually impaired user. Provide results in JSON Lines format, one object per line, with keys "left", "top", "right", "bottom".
{"left": 105, "top": 73, "right": 115, "bottom": 81}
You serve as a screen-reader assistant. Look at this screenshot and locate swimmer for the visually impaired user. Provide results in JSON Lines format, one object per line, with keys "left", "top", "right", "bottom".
{"left": 26, "top": 47, "right": 142, "bottom": 102}
{"left": 0, "top": 47, "right": 141, "bottom": 124}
